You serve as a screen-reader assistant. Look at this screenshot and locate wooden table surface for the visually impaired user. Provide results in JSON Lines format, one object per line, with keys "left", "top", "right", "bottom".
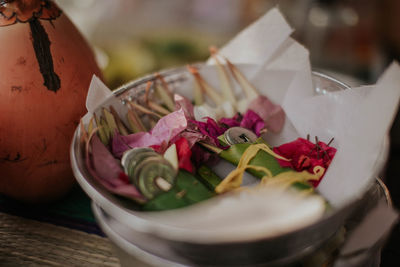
{"left": 0, "top": 212, "right": 120, "bottom": 266}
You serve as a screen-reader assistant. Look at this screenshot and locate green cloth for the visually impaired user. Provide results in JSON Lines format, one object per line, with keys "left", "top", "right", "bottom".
{"left": 46, "top": 186, "right": 95, "bottom": 223}
{"left": 0, "top": 185, "right": 96, "bottom": 226}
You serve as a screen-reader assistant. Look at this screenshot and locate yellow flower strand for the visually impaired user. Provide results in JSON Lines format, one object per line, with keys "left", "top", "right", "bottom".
{"left": 260, "top": 167, "right": 324, "bottom": 188}
{"left": 215, "top": 143, "right": 325, "bottom": 194}
{"left": 254, "top": 143, "right": 290, "bottom": 161}
{"left": 215, "top": 144, "right": 261, "bottom": 193}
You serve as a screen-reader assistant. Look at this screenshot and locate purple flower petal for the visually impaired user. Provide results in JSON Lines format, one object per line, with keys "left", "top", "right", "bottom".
{"left": 111, "top": 131, "right": 131, "bottom": 158}
{"left": 189, "top": 117, "right": 228, "bottom": 148}
{"left": 90, "top": 134, "right": 124, "bottom": 185}
{"left": 191, "top": 143, "right": 219, "bottom": 167}
{"left": 86, "top": 134, "right": 146, "bottom": 202}
{"left": 240, "top": 109, "right": 265, "bottom": 136}
{"left": 253, "top": 120, "right": 266, "bottom": 136}
{"left": 219, "top": 116, "right": 240, "bottom": 128}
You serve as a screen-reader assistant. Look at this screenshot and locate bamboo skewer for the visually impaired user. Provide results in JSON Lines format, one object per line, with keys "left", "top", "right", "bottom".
{"left": 187, "top": 65, "right": 223, "bottom": 106}
{"left": 209, "top": 46, "right": 237, "bottom": 106}
{"left": 155, "top": 73, "right": 175, "bottom": 111}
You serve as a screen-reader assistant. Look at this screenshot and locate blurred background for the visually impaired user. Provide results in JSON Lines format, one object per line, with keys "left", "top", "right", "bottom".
{"left": 55, "top": 0, "right": 399, "bottom": 88}
{"left": 55, "top": 0, "right": 400, "bottom": 265}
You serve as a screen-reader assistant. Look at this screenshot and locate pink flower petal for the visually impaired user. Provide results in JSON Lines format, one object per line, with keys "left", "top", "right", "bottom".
{"left": 174, "top": 94, "right": 194, "bottom": 119}
{"left": 250, "top": 95, "right": 285, "bottom": 133}
{"left": 122, "top": 108, "right": 187, "bottom": 148}
{"left": 151, "top": 108, "right": 187, "bottom": 141}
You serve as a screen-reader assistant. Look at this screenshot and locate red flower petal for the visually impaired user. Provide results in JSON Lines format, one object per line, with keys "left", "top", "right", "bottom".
{"left": 118, "top": 172, "right": 130, "bottom": 183}
{"left": 190, "top": 143, "right": 216, "bottom": 167}
{"left": 175, "top": 137, "right": 194, "bottom": 173}
{"left": 273, "top": 137, "right": 336, "bottom": 187}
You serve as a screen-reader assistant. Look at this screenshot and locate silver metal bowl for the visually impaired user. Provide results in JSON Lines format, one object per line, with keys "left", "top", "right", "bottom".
{"left": 91, "top": 178, "right": 391, "bottom": 266}
{"left": 70, "top": 66, "right": 390, "bottom": 266}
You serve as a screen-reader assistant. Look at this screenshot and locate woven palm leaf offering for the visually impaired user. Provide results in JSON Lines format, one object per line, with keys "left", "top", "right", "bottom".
{"left": 81, "top": 47, "right": 334, "bottom": 211}
{"left": 72, "top": 8, "right": 400, "bottom": 259}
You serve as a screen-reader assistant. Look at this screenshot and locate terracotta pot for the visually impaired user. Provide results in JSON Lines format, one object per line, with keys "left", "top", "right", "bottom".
{"left": 0, "top": 0, "right": 102, "bottom": 203}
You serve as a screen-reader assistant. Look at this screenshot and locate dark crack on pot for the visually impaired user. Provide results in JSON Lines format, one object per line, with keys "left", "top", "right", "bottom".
{"left": 2, "top": 152, "right": 27, "bottom": 163}
{"left": 29, "top": 18, "right": 60, "bottom": 92}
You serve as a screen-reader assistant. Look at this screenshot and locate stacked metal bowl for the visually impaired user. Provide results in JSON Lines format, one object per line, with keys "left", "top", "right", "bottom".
{"left": 70, "top": 67, "right": 391, "bottom": 266}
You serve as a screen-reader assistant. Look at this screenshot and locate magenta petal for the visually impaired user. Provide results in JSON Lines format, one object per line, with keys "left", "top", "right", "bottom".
{"left": 219, "top": 117, "right": 240, "bottom": 128}
{"left": 206, "top": 117, "right": 226, "bottom": 136}
{"left": 190, "top": 117, "right": 228, "bottom": 148}
{"left": 253, "top": 120, "right": 266, "bottom": 136}
{"left": 240, "top": 109, "right": 265, "bottom": 136}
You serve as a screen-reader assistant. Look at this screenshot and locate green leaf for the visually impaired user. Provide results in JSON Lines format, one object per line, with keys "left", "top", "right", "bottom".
{"left": 196, "top": 165, "right": 222, "bottom": 190}
{"left": 217, "top": 134, "right": 229, "bottom": 147}
{"left": 100, "top": 117, "right": 111, "bottom": 141}
{"left": 94, "top": 114, "right": 110, "bottom": 145}
{"left": 291, "top": 181, "right": 313, "bottom": 191}
{"left": 155, "top": 82, "right": 175, "bottom": 112}
{"left": 103, "top": 108, "right": 118, "bottom": 135}
{"left": 109, "top": 106, "right": 130, "bottom": 135}
{"left": 126, "top": 109, "right": 146, "bottom": 133}
{"left": 219, "top": 143, "right": 292, "bottom": 178}
{"left": 141, "top": 170, "right": 215, "bottom": 211}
